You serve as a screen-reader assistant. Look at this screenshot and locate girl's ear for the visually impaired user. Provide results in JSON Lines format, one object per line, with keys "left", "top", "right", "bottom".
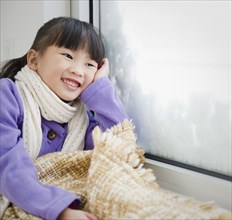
{"left": 27, "top": 49, "right": 39, "bottom": 71}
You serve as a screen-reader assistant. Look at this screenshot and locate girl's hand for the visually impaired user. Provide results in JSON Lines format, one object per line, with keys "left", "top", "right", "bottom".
{"left": 94, "top": 58, "right": 109, "bottom": 81}
{"left": 58, "top": 208, "right": 98, "bottom": 220}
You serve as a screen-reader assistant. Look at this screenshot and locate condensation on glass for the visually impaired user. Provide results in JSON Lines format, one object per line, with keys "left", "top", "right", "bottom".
{"left": 99, "top": 1, "right": 231, "bottom": 176}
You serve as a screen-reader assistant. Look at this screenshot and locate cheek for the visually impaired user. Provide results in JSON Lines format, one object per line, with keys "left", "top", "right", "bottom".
{"left": 85, "top": 73, "right": 95, "bottom": 85}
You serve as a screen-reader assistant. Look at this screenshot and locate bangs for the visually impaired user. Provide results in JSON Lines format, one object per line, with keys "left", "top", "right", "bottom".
{"left": 54, "top": 19, "right": 105, "bottom": 64}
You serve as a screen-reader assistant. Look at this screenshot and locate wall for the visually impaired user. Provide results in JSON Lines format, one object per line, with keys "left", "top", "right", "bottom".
{"left": 0, "top": 0, "right": 70, "bottom": 62}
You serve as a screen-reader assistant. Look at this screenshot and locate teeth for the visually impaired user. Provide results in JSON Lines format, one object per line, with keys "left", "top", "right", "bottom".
{"left": 63, "top": 79, "right": 79, "bottom": 87}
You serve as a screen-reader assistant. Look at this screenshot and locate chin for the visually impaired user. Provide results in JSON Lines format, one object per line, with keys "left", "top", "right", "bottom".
{"left": 57, "top": 94, "right": 75, "bottom": 102}
{"left": 58, "top": 93, "right": 80, "bottom": 103}
{"left": 61, "top": 98, "right": 76, "bottom": 103}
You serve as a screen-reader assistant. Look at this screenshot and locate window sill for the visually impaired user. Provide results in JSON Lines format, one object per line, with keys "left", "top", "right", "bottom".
{"left": 144, "top": 158, "right": 231, "bottom": 211}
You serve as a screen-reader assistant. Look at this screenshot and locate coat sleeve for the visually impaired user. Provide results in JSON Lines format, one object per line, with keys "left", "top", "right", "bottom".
{"left": 80, "top": 77, "right": 128, "bottom": 149}
{"left": 0, "top": 79, "right": 79, "bottom": 220}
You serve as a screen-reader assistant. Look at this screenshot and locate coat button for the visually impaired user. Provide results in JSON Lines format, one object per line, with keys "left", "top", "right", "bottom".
{"left": 47, "top": 129, "right": 57, "bottom": 140}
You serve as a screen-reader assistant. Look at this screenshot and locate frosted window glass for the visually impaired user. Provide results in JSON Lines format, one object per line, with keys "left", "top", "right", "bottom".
{"left": 99, "top": 1, "right": 231, "bottom": 176}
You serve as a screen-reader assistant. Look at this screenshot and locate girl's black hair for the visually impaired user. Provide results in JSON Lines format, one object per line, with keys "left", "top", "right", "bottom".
{"left": 0, "top": 17, "right": 105, "bottom": 80}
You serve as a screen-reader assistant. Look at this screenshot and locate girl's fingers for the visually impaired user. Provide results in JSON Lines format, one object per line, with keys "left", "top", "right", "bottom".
{"left": 94, "top": 58, "right": 110, "bottom": 80}
{"left": 85, "top": 212, "right": 98, "bottom": 220}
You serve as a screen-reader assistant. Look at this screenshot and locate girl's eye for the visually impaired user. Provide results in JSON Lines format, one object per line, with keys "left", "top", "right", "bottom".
{"left": 86, "top": 63, "right": 97, "bottom": 68}
{"left": 62, "top": 53, "right": 73, "bottom": 60}
{"left": 87, "top": 63, "right": 94, "bottom": 67}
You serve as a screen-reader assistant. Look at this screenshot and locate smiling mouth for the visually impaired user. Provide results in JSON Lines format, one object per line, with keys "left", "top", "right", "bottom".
{"left": 62, "top": 78, "right": 81, "bottom": 88}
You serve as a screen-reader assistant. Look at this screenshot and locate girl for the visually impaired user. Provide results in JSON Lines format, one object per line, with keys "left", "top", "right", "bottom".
{"left": 0, "top": 17, "right": 127, "bottom": 219}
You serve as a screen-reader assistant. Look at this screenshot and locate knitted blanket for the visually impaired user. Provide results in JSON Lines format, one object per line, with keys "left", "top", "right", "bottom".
{"left": 2, "top": 120, "right": 231, "bottom": 220}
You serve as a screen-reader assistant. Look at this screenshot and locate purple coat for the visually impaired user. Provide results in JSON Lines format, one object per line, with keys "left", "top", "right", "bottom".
{"left": 0, "top": 77, "right": 127, "bottom": 219}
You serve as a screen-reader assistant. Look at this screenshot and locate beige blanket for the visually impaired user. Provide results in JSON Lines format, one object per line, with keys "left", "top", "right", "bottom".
{"left": 2, "top": 120, "right": 231, "bottom": 220}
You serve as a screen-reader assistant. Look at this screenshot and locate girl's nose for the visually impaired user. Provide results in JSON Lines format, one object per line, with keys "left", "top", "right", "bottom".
{"left": 69, "top": 65, "right": 84, "bottom": 77}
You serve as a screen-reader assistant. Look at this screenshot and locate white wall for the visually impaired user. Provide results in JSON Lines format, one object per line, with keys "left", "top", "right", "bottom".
{"left": 0, "top": 0, "right": 70, "bottom": 62}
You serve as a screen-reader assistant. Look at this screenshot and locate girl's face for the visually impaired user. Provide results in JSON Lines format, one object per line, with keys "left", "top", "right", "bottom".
{"left": 28, "top": 45, "right": 98, "bottom": 101}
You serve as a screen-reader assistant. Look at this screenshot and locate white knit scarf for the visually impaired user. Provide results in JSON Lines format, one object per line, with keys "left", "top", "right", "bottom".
{"left": 14, "top": 65, "right": 89, "bottom": 159}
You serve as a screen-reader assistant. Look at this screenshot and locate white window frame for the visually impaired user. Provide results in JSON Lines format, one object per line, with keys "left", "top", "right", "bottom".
{"left": 71, "top": 0, "right": 90, "bottom": 22}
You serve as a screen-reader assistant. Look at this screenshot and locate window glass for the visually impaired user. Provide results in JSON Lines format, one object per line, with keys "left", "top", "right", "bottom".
{"left": 99, "top": 1, "right": 231, "bottom": 177}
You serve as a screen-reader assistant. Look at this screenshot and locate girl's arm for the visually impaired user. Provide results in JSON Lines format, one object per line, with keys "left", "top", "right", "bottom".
{"left": 0, "top": 79, "right": 79, "bottom": 220}
{"left": 80, "top": 59, "right": 128, "bottom": 149}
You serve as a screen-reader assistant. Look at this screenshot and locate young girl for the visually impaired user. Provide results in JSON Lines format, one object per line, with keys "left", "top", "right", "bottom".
{"left": 0, "top": 17, "right": 127, "bottom": 220}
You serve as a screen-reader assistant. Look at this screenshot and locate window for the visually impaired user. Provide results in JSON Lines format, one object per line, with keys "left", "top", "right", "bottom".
{"left": 96, "top": 0, "right": 231, "bottom": 181}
